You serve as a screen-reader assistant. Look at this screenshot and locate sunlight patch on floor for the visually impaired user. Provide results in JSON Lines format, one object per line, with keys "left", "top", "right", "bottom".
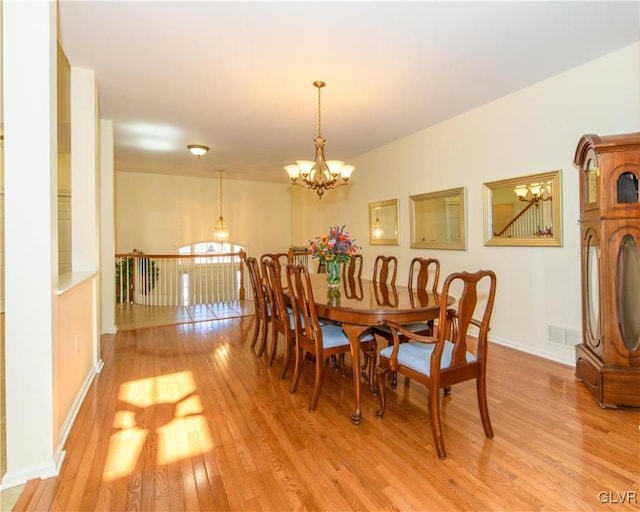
{"left": 103, "top": 371, "right": 213, "bottom": 481}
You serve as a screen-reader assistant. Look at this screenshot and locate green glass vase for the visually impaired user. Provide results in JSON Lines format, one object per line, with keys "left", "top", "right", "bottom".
{"left": 325, "top": 259, "right": 341, "bottom": 288}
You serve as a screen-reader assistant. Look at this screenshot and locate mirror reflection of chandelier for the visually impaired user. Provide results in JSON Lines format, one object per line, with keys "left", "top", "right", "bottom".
{"left": 372, "top": 208, "right": 384, "bottom": 239}
{"left": 284, "top": 81, "right": 355, "bottom": 199}
{"left": 514, "top": 182, "right": 552, "bottom": 205}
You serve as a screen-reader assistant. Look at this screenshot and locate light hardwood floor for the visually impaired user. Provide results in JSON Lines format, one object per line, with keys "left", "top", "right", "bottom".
{"left": 10, "top": 311, "right": 640, "bottom": 511}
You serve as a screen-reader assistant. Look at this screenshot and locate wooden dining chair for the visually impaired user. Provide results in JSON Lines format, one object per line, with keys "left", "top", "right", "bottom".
{"left": 286, "top": 263, "right": 378, "bottom": 411}
{"left": 373, "top": 258, "right": 441, "bottom": 387}
{"left": 376, "top": 269, "right": 497, "bottom": 459}
{"left": 262, "top": 258, "right": 297, "bottom": 379}
{"left": 373, "top": 255, "right": 397, "bottom": 285}
{"left": 246, "top": 256, "right": 271, "bottom": 356}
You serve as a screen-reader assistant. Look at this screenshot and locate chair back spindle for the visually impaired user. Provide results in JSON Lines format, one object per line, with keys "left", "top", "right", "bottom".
{"left": 408, "top": 257, "right": 440, "bottom": 293}
{"left": 261, "top": 253, "right": 289, "bottom": 278}
{"left": 373, "top": 255, "right": 398, "bottom": 285}
{"left": 342, "top": 254, "right": 363, "bottom": 282}
{"left": 343, "top": 254, "right": 364, "bottom": 300}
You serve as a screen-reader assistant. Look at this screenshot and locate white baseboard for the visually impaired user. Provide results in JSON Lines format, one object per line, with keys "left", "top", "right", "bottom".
{"left": 490, "top": 335, "right": 575, "bottom": 367}
{"left": 0, "top": 459, "right": 58, "bottom": 490}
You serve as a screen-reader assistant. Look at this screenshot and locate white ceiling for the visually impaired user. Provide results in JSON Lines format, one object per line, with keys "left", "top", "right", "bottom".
{"left": 57, "top": 1, "right": 639, "bottom": 184}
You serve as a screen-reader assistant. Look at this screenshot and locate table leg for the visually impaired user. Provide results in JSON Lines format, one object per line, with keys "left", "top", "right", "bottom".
{"left": 341, "top": 323, "right": 369, "bottom": 425}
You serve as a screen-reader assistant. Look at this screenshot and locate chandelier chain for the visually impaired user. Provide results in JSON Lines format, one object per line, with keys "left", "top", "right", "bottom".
{"left": 317, "top": 85, "right": 322, "bottom": 138}
{"left": 219, "top": 170, "right": 224, "bottom": 218}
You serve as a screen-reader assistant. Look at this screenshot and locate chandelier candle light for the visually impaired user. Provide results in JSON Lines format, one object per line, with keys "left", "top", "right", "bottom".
{"left": 284, "top": 81, "right": 355, "bottom": 199}
{"left": 514, "top": 181, "right": 552, "bottom": 205}
{"left": 310, "top": 225, "right": 359, "bottom": 287}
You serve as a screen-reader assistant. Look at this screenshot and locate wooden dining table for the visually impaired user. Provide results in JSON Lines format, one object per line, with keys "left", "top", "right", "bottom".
{"left": 307, "top": 273, "right": 452, "bottom": 424}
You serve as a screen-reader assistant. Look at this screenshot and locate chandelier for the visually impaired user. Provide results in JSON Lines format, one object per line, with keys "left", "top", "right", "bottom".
{"left": 284, "top": 81, "right": 355, "bottom": 198}
{"left": 214, "top": 170, "right": 229, "bottom": 242}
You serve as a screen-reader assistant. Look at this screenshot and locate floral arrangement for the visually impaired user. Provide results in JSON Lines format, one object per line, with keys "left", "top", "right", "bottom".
{"left": 310, "top": 225, "right": 359, "bottom": 263}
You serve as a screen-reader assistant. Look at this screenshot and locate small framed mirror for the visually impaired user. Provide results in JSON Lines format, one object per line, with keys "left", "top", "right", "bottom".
{"left": 369, "top": 199, "right": 399, "bottom": 245}
{"left": 409, "top": 187, "right": 466, "bottom": 250}
{"left": 483, "top": 169, "right": 562, "bottom": 246}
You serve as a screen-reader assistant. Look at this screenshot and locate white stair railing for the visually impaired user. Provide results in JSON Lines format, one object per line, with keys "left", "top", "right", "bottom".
{"left": 494, "top": 202, "right": 552, "bottom": 238}
{"left": 115, "top": 250, "right": 246, "bottom": 306}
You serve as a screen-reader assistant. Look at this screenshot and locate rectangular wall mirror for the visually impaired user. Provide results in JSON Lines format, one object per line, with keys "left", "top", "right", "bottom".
{"left": 369, "top": 198, "right": 399, "bottom": 245}
{"left": 409, "top": 187, "right": 466, "bottom": 250}
{"left": 483, "top": 169, "right": 562, "bottom": 246}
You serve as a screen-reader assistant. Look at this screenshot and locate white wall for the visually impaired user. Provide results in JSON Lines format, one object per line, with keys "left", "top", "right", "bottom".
{"left": 291, "top": 43, "right": 640, "bottom": 365}
{"left": 2, "top": 0, "right": 59, "bottom": 487}
{"left": 115, "top": 172, "right": 293, "bottom": 259}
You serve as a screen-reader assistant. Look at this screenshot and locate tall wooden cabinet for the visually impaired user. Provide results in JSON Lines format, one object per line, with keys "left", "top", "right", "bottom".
{"left": 573, "top": 133, "right": 640, "bottom": 408}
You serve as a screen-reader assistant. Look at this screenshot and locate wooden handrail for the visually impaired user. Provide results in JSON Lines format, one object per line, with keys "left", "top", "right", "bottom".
{"left": 115, "top": 251, "right": 246, "bottom": 259}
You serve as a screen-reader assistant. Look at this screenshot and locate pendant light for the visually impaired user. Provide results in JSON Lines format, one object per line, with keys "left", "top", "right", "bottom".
{"left": 214, "top": 170, "right": 229, "bottom": 242}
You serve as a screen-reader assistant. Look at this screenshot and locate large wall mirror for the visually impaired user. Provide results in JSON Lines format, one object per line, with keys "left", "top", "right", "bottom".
{"left": 369, "top": 198, "right": 399, "bottom": 245}
{"left": 409, "top": 187, "right": 466, "bottom": 250}
{"left": 483, "top": 169, "right": 562, "bottom": 246}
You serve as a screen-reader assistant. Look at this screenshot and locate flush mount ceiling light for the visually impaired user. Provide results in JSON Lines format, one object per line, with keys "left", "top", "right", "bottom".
{"left": 284, "top": 81, "right": 355, "bottom": 199}
{"left": 187, "top": 144, "right": 209, "bottom": 158}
